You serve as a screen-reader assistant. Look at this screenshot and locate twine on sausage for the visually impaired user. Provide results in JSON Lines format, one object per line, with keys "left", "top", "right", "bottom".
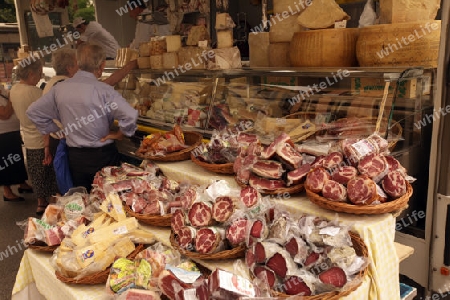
{"left": 375, "top": 81, "right": 391, "bottom": 134}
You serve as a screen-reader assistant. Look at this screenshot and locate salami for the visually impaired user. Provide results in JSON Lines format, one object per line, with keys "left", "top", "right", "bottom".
{"left": 285, "top": 236, "right": 309, "bottom": 264}
{"left": 177, "top": 226, "right": 197, "bottom": 251}
{"left": 171, "top": 209, "right": 187, "bottom": 235}
{"left": 384, "top": 155, "right": 407, "bottom": 175}
{"left": 319, "top": 267, "right": 347, "bottom": 288}
{"left": 347, "top": 175, "right": 378, "bottom": 205}
{"left": 181, "top": 188, "right": 197, "bottom": 209}
{"left": 357, "top": 154, "right": 389, "bottom": 183}
{"left": 286, "top": 163, "right": 311, "bottom": 186}
{"left": 188, "top": 202, "right": 213, "bottom": 227}
{"left": 250, "top": 219, "right": 268, "bottom": 240}
{"left": 332, "top": 166, "right": 358, "bottom": 185}
{"left": 305, "top": 167, "right": 331, "bottom": 193}
{"left": 226, "top": 219, "right": 248, "bottom": 247}
{"left": 246, "top": 247, "right": 256, "bottom": 268}
{"left": 254, "top": 266, "right": 277, "bottom": 288}
{"left": 195, "top": 227, "right": 226, "bottom": 254}
{"left": 322, "top": 152, "right": 344, "bottom": 171}
{"left": 322, "top": 180, "right": 347, "bottom": 202}
{"left": 382, "top": 170, "right": 407, "bottom": 198}
{"left": 212, "top": 197, "right": 234, "bottom": 223}
{"left": 240, "top": 186, "right": 259, "bottom": 208}
{"left": 282, "top": 276, "right": 312, "bottom": 296}
{"left": 254, "top": 241, "right": 284, "bottom": 264}
{"left": 266, "top": 250, "right": 298, "bottom": 278}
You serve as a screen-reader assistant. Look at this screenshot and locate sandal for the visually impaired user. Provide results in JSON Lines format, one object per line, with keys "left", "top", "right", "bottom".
{"left": 3, "top": 195, "right": 25, "bottom": 202}
{"left": 36, "top": 204, "right": 48, "bottom": 215}
{"left": 18, "top": 187, "right": 34, "bottom": 194}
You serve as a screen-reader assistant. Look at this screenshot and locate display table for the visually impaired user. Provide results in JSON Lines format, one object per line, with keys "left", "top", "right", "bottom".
{"left": 12, "top": 160, "right": 403, "bottom": 300}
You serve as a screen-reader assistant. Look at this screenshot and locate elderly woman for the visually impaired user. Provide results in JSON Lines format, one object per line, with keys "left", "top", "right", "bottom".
{"left": 43, "top": 47, "right": 79, "bottom": 95}
{"left": 0, "top": 86, "right": 33, "bottom": 201}
{"left": 27, "top": 44, "right": 138, "bottom": 192}
{"left": 10, "top": 58, "right": 59, "bottom": 214}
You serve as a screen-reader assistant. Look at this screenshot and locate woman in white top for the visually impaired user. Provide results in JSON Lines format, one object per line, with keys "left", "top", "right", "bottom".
{"left": 10, "top": 59, "right": 59, "bottom": 214}
{"left": 0, "top": 86, "right": 33, "bottom": 201}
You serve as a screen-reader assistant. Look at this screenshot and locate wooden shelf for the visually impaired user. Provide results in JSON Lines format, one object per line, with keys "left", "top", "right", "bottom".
{"left": 395, "top": 242, "right": 415, "bottom": 262}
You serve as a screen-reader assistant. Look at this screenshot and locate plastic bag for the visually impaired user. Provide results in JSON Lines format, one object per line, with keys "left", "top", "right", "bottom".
{"left": 53, "top": 138, "right": 73, "bottom": 195}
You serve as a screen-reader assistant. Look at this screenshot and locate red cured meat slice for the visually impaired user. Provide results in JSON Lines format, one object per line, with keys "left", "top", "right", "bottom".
{"left": 180, "top": 188, "right": 197, "bottom": 209}
{"left": 177, "top": 226, "right": 197, "bottom": 250}
{"left": 312, "top": 156, "right": 325, "bottom": 168}
{"left": 195, "top": 227, "right": 224, "bottom": 254}
{"left": 305, "top": 167, "right": 331, "bottom": 193}
{"left": 158, "top": 270, "right": 191, "bottom": 300}
{"left": 322, "top": 152, "right": 344, "bottom": 171}
{"left": 254, "top": 266, "right": 277, "bottom": 288}
{"left": 246, "top": 247, "right": 255, "bottom": 268}
{"left": 322, "top": 180, "right": 347, "bottom": 202}
{"left": 332, "top": 166, "right": 358, "bottom": 185}
{"left": 304, "top": 252, "right": 320, "bottom": 267}
{"left": 236, "top": 155, "right": 258, "bottom": 185}
{"left": 286, "top": 163, "right": 311, "bottom": 186}
{"left": 266, "top": 253, "right": 288, "bottom": 278}
{"left": 249, "top": 174, "right": 285, "bottom": 191}
{"left": 226, "top": 219, "right": 248, "bottom": 247}
{"left": 237, "top": 132, "right": 259, "bottom": 144}
{"left": 319, "top": 267, "right": 347, "bottom": 288}
{"left": 171, "top": 209, "right": 186, "bottom": 235}
{"left": 384, "top": 155, "right": 407, "bottom": 174}
{"left": 282, "top": 276, "right": 312, "bottom": 296}
{"left": 347, "top": 175, "right": 378, "bottom": 205}
{"left": 188, "top": 202, "right": 213, "bottom": 227}
{"left": 250, "top": 219, "right": 265, "bottom": 239}
{"left": 285, "top": 237, "right": 298, "bottom": 257}
{"left": 276, "top": 143, "right": 303, "bottom": 169}
{"left": 358, "top": 154, "right": 389, "bottom": 183}
{"left": 212, "top": 197, "right": 234, "bottom": 222}
{"left": 131, "top": 196, "right": 148, "bottom": 213}
{"left": 252, "top": 160, "right": 284, "bottom": 179}
{"left": 147, "top": 189, "right": 172, "bottom": 202}
{"left": 142, "top": 199, "right": 161, "bottom": 215}
{"left": 261, "top": 132, "right": 292, "bottom": 160}
{"left": 382, "top": 170, "right": 407, "bottom": 198}
{"left": 240, "top": 186, "right": 259, "bottom": 208}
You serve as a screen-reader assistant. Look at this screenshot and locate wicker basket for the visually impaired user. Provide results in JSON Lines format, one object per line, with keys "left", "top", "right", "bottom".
{"left": 136, "top": 131, "right": 203, "bottom": 162}
{"left": 28, "top": 241, "right": 58, "bottom": 253}
{"left": 234, "top": 176, "right": 304, "bottom": 196}
{"left": 170, "top": 232, "right": 246, "bottom": 260}
{"left": 306, "top": 182, "right": 412, "bottom": 215}
{"left": 190, "top": 153, "right": 235, "bottom": 175}
{"left": 123, "top": 204, "right": 172, "bottom": 227}
{"left": 269, "top": 231, "right": 368, "bottom": 299}
{"left": 55, "top": 244, "right": 145, "bottom": 285}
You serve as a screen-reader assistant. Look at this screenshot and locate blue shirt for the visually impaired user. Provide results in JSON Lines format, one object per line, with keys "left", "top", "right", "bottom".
{"left": 26, "top": 70, "right": 138, "bottom": 148}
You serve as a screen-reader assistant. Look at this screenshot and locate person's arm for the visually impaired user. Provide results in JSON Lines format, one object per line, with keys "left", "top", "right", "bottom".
{"left": 42, "top": 134, "right": 52, "bottom": 165}
{"left": 0, "top": 100, "right": 13, "bottom": 120}
{"left": 26, "top": 89, "right": 61, "bottom": 134}
{"left": 102, "top": 59, "right": 138, "bottom": 86}
{"left": 101, "top": 90, "right": 138, "bottom": 141}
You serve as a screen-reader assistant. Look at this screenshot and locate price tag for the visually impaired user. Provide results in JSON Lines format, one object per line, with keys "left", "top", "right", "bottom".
{"left": 335, "top": 20, "right": 347, "bottom": 28}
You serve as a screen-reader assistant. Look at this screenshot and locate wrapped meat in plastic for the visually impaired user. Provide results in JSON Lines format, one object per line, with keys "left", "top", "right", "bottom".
{"left": 209, "top": 268, "right": 256, "bottom": 299}
{"left": 195, "top": 227, "right": 227, "bottom": 254}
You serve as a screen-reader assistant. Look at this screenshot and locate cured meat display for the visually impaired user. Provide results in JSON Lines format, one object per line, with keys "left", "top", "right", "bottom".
{"left": 305, "top": 134, "right": 412, "bottom": 206}
{"left": 92, "top": 161, "right": 186, "bottom": 217}
{"left": 191, "top": 128, "right": 240, "bottom": 164}
{"left": 246, "top": 210, "right": 368, "bottom": 297}
{"left": 136, "top": 125, "right": 189, "bottom": 157}
{"left": 234, "top": 132, "right": 315, "bottom": 191}
{"left": 171, "top": 180, "right": 267, "bottom": 257}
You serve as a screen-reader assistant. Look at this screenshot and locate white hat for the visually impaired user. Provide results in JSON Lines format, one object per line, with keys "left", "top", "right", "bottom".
{"left": 73, "top": 17, "right": 86, "bottom": 28}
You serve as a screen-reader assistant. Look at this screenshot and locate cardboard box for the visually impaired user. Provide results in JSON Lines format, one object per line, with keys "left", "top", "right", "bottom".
{"left": 351, "top": 77, "right": 418, "bottom": 98}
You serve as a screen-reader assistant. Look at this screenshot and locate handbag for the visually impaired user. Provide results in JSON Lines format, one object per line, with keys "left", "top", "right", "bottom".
{"left": 53, "top": 138, "right": 74, "bottom": 195}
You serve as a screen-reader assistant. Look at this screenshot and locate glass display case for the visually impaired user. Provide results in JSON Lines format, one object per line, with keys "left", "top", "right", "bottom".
{"left": 112, "top": 66, "right": 435, "bottom": 237}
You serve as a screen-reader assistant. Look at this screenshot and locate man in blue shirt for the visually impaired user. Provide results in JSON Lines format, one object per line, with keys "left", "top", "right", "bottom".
{"left": 26, "top": 43, "right": 138, "bottom": 191}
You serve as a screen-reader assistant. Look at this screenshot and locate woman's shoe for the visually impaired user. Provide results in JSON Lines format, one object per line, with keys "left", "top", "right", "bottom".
{"left": 18, "top": 187, "right": 34, "bottom": 194}
{"left": 3, "top": 195, "right": 25, "bottom": 202}
{"left": 36, "top": 204, "right": 48, "bottom": 215}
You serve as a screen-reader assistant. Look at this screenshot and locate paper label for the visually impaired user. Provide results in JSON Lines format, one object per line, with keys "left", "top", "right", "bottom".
{"left": 166, "top": 265, "right": 201, "bottom": 284}
{"left": 216, "top": 270, "right": 255, "bottom": 297}
{"left": 334, "top": 20, "right": 347, "bottom": 28}
{"left": 351, "top": 140, "right": 375, "bottom": 158}
{"left": 113, "top": 226, "right": 128, "bottom": 235}
{"left": 198, "top": 40, "right": 208, "bottom": 48}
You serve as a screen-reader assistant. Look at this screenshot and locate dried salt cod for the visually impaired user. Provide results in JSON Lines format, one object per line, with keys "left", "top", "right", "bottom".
{"left": 297, "top": 0, "right": 350, "bottom": 29}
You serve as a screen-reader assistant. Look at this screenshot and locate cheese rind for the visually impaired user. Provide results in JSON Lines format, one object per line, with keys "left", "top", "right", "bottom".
{"left": 273, "top": 0, "right": 309, "bottom": 14}
{"left": 187, "top": 26, "right": 209, "bottom": 46}
{"left": 139, "top": 42, "right": 151, "bottom": 57}
{"left": 178, "top": 47, "right": 208, "bottom": 70}
{"left": 137, "top": 56, "right": 151, "bottom": 69}
{"left": 215, "top": 13, "right": 235, "bottom": 30}
{"left": 297, "top": 0, "right": 350, "bottom": 29}
{"left": 269, "top": 13, "right": 303, "bottom": 43}
{"left": 269, "top": 43, "right": 291, "bottom": 67}
{"left": 379, "top": 0, "right": 441, "bottom": 24}
{"left": 87, "top": 217, "right": 139, "bottom": 244}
